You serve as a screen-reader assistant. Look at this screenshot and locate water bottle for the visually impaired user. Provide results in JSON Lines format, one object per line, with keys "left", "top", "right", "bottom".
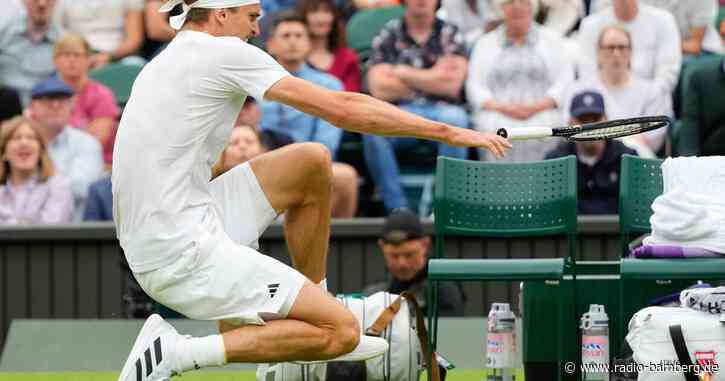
{"left": 581, "top": 304, "right": 609, "bottom": 381}
{"left": 486, "top": 303, "right": 516, "bottom": 381}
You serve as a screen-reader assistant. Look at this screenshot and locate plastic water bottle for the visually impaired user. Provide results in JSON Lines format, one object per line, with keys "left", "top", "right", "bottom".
{"left": 486, "top": 303, "right": 516, "bottom": 381}
{"left": 581, "top": 304, "right": 609, "bottom": 381}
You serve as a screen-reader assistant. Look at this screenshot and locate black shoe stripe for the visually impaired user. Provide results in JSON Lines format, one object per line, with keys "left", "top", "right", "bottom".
{"left": 135, "top": 359, "right": 142, "bottom": 381}
{"left": 154, "top": 337, "right": 162, "bottom": 365}
{"left": 144, "top": 348, "right": 153, "bottom": 376}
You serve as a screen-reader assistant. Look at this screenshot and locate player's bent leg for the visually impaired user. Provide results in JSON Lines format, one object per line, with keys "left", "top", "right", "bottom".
{"left": 249, "top": 143, "right": 333, "bottom": 283}
{"left": 221, "top": 281, "right": 387, "bottom": 363}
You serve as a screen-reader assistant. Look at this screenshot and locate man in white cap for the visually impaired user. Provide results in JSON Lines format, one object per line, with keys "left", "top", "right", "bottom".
{"left": 113, "top": 1, "right": 511, "bottom": 380}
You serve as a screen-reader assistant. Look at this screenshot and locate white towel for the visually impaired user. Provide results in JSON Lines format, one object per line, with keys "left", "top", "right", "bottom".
{"left": 643, "top": 156, "right": 725, "bottom": 253}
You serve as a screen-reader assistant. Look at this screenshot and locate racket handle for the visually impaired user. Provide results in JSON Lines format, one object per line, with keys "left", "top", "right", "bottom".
{"left": 496, "top": 127, "right": 553, "bottom": 140}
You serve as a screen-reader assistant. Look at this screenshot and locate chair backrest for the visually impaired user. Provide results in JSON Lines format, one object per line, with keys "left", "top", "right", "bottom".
{"left": 618, "top": 154, "right": 664, "bottom": 256}
{"left": 433, "top": 156, "right": 578, "bottom": 247}
{"left": 89, "top": 61, "right": 144, "bottom": 107}
{"left": 345, "top": 6, "right": 405, "bottom": 63}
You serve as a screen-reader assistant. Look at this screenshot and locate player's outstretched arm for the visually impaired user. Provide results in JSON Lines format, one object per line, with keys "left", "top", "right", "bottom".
{"left": 265, "top": 76, "right": 511, "bottom": 158}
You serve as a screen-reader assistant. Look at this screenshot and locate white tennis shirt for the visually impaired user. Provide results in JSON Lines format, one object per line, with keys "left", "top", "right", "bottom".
{"left": 112, "top": 30, "right": 289, "bottom": 273}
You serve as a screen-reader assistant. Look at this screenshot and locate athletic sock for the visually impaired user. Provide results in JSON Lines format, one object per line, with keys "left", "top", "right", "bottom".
{"left": 174, "top": 334, "right": 226, "bottom": 372}
{"left": 318, "top": 278, "right": 327, "bottom": 292}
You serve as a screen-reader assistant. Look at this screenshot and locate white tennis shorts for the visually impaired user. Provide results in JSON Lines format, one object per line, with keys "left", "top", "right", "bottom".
{"left": 135, "top": 162, "right": 307, "bottom": 325}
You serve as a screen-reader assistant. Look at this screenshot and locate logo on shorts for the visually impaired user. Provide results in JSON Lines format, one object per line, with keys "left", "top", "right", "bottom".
{"left": 268, "top": 283, "right": 280, "bottom": 299}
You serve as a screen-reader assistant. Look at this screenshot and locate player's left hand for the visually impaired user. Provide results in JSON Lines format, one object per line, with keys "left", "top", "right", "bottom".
{"left": 446, "top": 127, "right": 512, "bottom": 159}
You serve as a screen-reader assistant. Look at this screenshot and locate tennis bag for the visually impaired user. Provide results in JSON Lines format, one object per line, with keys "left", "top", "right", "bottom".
{"left": 256, "top": 291, "right": 442, "bottom": 381}
{"left": 626, "top": 306, "right": 725, "bottom": 381}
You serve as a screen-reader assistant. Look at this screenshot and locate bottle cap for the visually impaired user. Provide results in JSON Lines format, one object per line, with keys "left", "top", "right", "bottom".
{"left": 580, "top": 304, "right": 609, "bottom": 330}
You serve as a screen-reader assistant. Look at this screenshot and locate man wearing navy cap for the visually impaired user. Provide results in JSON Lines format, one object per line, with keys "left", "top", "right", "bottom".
{"left": 364, "top": 210, "right": 464, "bottom": 316}
{"left": 29, "top": 77, "right": 104, "bottom": 221}
{"left": 545, "top": 90, "right": 638, "bottom": 214}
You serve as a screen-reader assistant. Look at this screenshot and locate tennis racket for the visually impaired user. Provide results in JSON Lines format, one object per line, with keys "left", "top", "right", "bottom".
{"left": 495, "top": 115, "right": 670, "bottom": 142}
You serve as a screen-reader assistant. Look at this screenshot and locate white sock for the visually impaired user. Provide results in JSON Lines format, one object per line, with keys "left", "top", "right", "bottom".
{"left": 175, "top": 334, "right": 226, "bottom": 372}
{"left": 318, "top": 278, "right": 327, "bottom": 292}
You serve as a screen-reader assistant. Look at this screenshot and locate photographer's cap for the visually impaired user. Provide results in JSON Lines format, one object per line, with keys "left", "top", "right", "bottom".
{"left": 381, "top": 210, "right": 424, "bottom": 244}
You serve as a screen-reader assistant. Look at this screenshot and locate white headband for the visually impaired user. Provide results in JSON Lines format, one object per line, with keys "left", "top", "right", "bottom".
{"left": 160, "top": 0, "right": 261, "bottom": 30}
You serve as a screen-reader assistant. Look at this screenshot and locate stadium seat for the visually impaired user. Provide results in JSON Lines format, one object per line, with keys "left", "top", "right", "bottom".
{"left": 89, "top": 60, "right": 144, "bottom": 108}
{"left": 617, "top": 154, "right": 725, "bottom": 351}
{"left": 427, "top": 156, "right": 579, "bottom": 381}
{"left": 345, "top": 6, "right": 405, "bottom": 64}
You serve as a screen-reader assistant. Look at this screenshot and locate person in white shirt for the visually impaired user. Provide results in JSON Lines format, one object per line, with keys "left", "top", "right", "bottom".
{"left": 592, "top": 0, "right": 724, "bottom": 55}
{"left": 56, "top": 0, "right": 146, "bottom": 68}
{"left": 578, "top": 0, "right": 682, "bottom": 98}
{"left": 559, "top": 25, "right": 672, "bottom": 156}
{"left": 466, "top": 0, "right": 574, "bottom": 162}
{"left": 112, "top": 1, "right": 512, "bottom": 380}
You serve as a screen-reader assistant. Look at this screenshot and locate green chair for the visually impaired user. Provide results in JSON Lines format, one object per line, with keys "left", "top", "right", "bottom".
{"left": 345, "top": 6, "right": 405, "bottom": 63}
{"left": 89, "top": 61, "right": 144, "bottom": 108}
{"left": 617, "top": 154, "right": 725, "bottom": 354}
{"left": 427, "top": 156, "right": 579, "bottom": 381}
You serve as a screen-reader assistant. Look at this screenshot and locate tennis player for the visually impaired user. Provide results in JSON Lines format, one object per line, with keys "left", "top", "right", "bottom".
{"left": 113, "top": 1, "right": 511, "bottom": 380}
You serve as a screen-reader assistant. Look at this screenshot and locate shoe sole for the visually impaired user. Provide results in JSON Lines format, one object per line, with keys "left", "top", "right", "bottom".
{"left": 117, "top": 314, "right": 165, "bottom": 381}
{"left": 292, "top": 341, "right": 389, "bottom": 365}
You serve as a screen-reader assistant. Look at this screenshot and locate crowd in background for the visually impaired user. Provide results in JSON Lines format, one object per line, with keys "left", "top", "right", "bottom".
{"left": 1, "top": 0, "right": 725, "bottom": 225}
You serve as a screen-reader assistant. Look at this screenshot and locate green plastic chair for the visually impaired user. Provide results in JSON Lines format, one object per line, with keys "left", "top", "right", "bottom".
{"left": 427, "top": 156, "right": 578, "bottom": 381}
{"left": 618, "top": 154, "right": 725, "bottom": 353}
{"left": 89, "top": 61, "right": 144, "bottom": 107}
{"left": 345, "top": 6, "right": 405, "bottom": 63}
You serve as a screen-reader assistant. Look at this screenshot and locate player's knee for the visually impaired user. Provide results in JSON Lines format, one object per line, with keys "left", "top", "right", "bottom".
{"left": 334, "top": 311, "right": 361, "bottom": 355}
{"left": 300, "top": 143, "right": 332, "bottom": 178}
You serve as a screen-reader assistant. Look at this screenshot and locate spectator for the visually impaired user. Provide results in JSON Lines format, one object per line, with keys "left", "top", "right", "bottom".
{"left": 545, "top": 90, "right": 637, "bottom": 214}
{"left": 440, "top": 0, "right": 489, "bottom": 38}
{"left": 263, "top": 11, "right": 346, "bottom": 158}
{"left": 595, "top": 0, "right": 723, "bottom": 56}
{"left": 364, "top": 0, "right": 469, "bottom": 212}
{"left": 0, "top": 116, "right": 74, "bottom": 224}
{"left": 475, "top": 0, "right": 583, "bottom": 39}
{"left": 466, "top": 0, "right": 574, "bottom": 162}
{"left": 56, "top": 0, "right": 145, "bottom": 69}
{"left": 363, "top": 209, "right": 465, "bottom": 316}
{"left": 83, "top": 176, "right": 112, "bottom": 221}
{"left": 559, "top": 25, "right": 671, "bottom": 156}
{"left": 144, "top": 0, "right": 176, "bottom": 47}
{"left": 0, "top": 0, "right": 63, "bottom": 105}
{"left": 28, "top": 78, "right": 105, "bottom": 221}
{"left": 262, "top": 11, "right": 359, "bottom": 218}
{"left": 262, "top": 0, "right": 297, "bottom": 16}
{"left": 677, "top": 56, "right": 725, "bottom": 156}
{"left": 218, "top": 125, "right": 269, "bottom": 173}
{"left": 236, "top": 97, "right": 294, "bottom": 150}
{"left": 299, "top": 0, "right": 362, "bottom": 92}
{"left": 0, "top": 87, "right": 23, "bottom": 123}
{"left": 54, "top": 34, "right": 120, "bottom": 165}
{"left": 578, "top": 0, "right": 682, "bottom": 99}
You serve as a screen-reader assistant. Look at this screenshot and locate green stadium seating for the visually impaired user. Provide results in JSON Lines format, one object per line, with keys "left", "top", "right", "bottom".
{"left": 617, "top": 154, "right": 725, "bottom": 353}
{"left": 427, "top": 156, "right": 579, "bottom": 381}
{"left": 89, "top": 61, "right": 144, "bottom": 108}
{"left": 345, "top": 6, "right": 405, "bottom": 64}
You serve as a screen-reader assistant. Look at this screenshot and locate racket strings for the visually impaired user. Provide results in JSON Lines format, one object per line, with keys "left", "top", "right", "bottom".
{"left": 570, "top": 122, "right": 652, "bottom": 140}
